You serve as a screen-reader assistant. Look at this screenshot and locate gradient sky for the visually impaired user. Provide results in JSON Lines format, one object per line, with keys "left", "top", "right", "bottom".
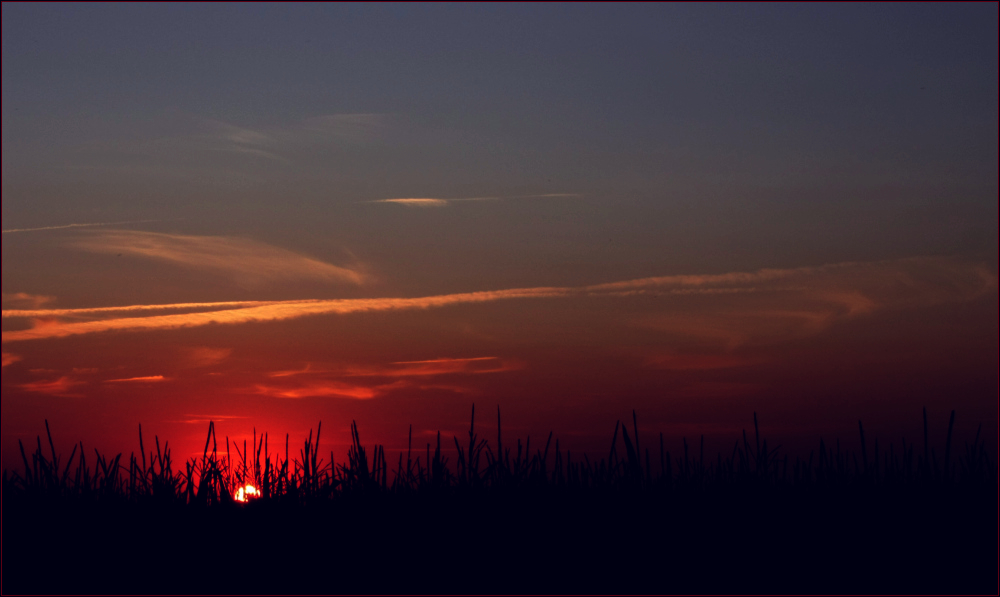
{"left": 3, "top": 4, "right": 997, "bottom": 468}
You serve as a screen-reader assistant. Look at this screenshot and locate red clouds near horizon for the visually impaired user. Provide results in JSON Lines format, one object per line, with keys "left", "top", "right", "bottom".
{"left": 2, "top": 241, "right": 995, "bottom": 470}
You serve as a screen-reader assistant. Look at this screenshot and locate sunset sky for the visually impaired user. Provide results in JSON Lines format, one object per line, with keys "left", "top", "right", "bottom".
{"left": 3, "top": 4, "right": 996, "bottom": 468}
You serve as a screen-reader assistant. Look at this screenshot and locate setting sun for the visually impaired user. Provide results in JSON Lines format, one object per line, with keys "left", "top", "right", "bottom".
{"left": 234, "top": 484, "right": 259, "bottom": 502}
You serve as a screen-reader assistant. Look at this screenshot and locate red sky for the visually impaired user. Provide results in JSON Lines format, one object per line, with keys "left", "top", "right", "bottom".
{"left": 2, "top": 4, "right": 997, "bottom": 471}
{"left": 3, "top": 250, "right": 996, "bottom": 469}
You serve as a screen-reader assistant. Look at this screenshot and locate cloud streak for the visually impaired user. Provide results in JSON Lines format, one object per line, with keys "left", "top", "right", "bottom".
{"left": 620, "top": 258, "right": 996, "bottom": 348}
{"left": 18, "top": 377, "right": 83, "bottom": 397}
{"left": 347, "top": 357, "right": 518, "bottom": 377}
{"left": 255, "top": 357, "right": 515, "bottom": 401}
{"left": 184, "top": 347, "right": 232, "bottom": 368}
{"left": 1, "top": 257, "right": 993, "bottom": 345}
{"left": 267, "top": 357, "right": 518, "bottom": 379}
{"left": 1, "top": 289, "right": 569, "bottom": 342}
{"left": 2, "top": 220, "right": 161, "bottom": 234}
{"left": 253, "top": 381, "right": 377, "bottom": 400}
{"left": 369, "top": 198, "right": 450, "bottom": 207}
{"left": 104, "top": 375, "right": 167, "bottom": 383}
{"left": 367, "top": 193, "right": 581, "bottom": 207}
{"left": 201, "top": 120, "right": 285, "bottom": 161}
{"left": 3, "top": 300, "right": 281, "bottom": 319}
{"left": 3, "top": 293, "right": 56, "bottom": 310}
{"left": 69, "top": 230, "right": 365, "bottom": 288}
{"left": 168, "top": 414, "right": 248, "bottom": 425}
{"left": 159, "top": 113, "right": 392, "bottom": 164}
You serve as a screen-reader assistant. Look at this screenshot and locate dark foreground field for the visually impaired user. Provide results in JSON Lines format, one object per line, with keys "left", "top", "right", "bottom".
{"left": 4, "top": 409, "right": 996, "bottom": 595}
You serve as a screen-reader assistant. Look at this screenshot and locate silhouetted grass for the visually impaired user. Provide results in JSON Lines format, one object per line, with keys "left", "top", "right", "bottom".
{"left": 3, "top": 406, "right": 995, "bottom": 595}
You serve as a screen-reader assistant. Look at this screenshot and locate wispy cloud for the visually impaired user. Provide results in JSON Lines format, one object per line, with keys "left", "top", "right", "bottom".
{"left": 184, "top": 347, "right": 232, "bottom": 368}
{"left": 267, "top": 357, "right": 518, "bottom": 379}
{"left": 69, "top": 230, "right": 365, "bottom": 288}
{"left": 268, "top": 363, "right": 318, "bottom": 378}
{"left": 2, "top": 293, "right": 55, "bottom": 309}
{"left": 369, "top": 198, "right": 450, "bottom": 207}
{"left": 621, "top": 258, "right": 995, "bottom": 348}
{"left": 255, "top": 357, "right": 513, "bottom": 401}
{"left": 253, "top": 381, "right": 377, "bottom": 400}
{"left": 347, "top": 356, "right": 519, "bottom": 377}
{"left": 168, "top": 414, "right": 248, "bottom": 424}
{"left": 2, "top": 220, "right": 160, "bottom": 234}
{"left": 3, "top": 300, "right": 279, "bottom": 319}
{"left": 2, "top": 353, "right": 22, "bottom": 367}
{"left": 0, "top": 289, "right": 568, "bottom": 343}
{"left": 366, "top": 193, "right": 581, "bottom": 207}
{"left": 197, "top": 120, "right": 288, "bottom": 162}
{"left": 18, "top": 376, "right": 84, "bottom": 396}
{"left": 104, "top": 375, "right": 167, "bottom": 383}
{"left": 251, "top": 376, "right": 482, "bottom": 402}
{"left": 2, "top": 257, "right": 993, "bottom": 345}
{"left": 161, "top": 113, "right": 393, "bottom": 164}
{"left": 634, "top": 306, "right": 849, "bottom": 349}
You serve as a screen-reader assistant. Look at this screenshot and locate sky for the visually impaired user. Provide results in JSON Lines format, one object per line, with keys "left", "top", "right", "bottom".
{"left": 2, "top": 3, "right": 997, "bottom": 468}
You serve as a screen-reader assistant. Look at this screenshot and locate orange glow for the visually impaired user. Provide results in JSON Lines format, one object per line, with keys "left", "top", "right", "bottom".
{"left": 234, "top": 484, "right": 259, "bottom": 502}
{"left": 2, "top": 257, "right": 992, "bottom": 345}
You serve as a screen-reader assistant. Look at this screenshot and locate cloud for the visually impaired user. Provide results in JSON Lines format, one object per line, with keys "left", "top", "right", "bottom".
{"left": 191, "top": 120, "right": 287, "bottom": 162}
{"left": 268, "top": 363, "right": 318, "bottom": 378}
{"left": 367, "top": 193, "right": 581, "bottom": 207}
{"left": 1, "top": 257, "right": 993, "bottom": 346}
{"left": 2, "top": 220, "right": 160, "bottom": 234}
{"left": 267, "top": 357, "right": 517, "bottom": 380}
{"left": 252, "top": 375, "right": 482, "bottom": 402}
{"left": 635, "top": 308, "right": 839, "bottom": 350}
{"left": 167, "top": 414, "right": 248, "bottom": 424}
{"left": 346, "top": 357, "right": 519, "bottom": 377}
{"left": 18, "top": 376, "right": 84, "bottom": 396}
{"left": 624, "top": 258, "right": 994, "bottom": 349}
{"left": 2, "top": 293, "right": 55, "bottom": 309}
{"left": 369, "top": 198, "right": 450, "bottom": 207}
{"left": 160, "top": 114, "right": 392, "bottom": 163}
{"left": 2, "top": 353, "right": 22, "bottom": 367}
{"left": 28, "top": 318, "right": 66, "bottom": 332}
{"left": 252, "top": 381, "right": 376, "bottom": 400}
{"left": 69, "top": 230, "right": 365, "bottom": 288}
{"left": 104, "top": 375, "right": 167, "bottom": 383}
{"left": 3, "top": 300, "right": 279, "bottom": 319}
{"left": 184, "top": 347, "right": 232, "bottom": 368}
{"left": 0, "top": 288, "right": 568, "bottom": 343}
{"left": 254, "top": 357, "right": 513, "bottom": 401}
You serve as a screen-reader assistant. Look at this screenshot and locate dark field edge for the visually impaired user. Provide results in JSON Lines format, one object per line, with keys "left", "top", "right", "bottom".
{"left": 3, "top": 407, "right": 997, "bottom": 595}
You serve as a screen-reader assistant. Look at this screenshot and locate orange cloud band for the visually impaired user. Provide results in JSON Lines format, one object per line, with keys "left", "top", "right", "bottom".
{"left": 1, "top": 288, "right": 567, "bottom": 343}
{"left": 2, "top": 257, "right": 993, "bottom": 344}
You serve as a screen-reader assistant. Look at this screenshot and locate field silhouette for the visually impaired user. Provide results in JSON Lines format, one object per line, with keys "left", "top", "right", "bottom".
{"left": 4, "top": 406, "right": 995, "bottom": 595}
